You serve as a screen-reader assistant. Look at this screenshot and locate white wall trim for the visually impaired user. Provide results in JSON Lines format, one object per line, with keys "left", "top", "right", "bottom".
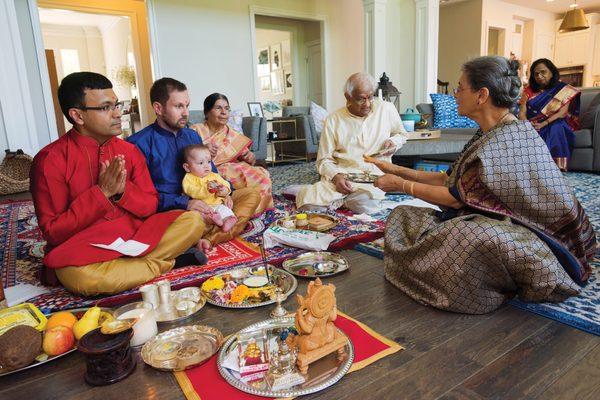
{"left": 248, "top": 5, "right": 329, "bottom": 109}
{"left": 0, "top": 0, "right": 40, "bottom": 155}
{"left": 28, "top": 0, "right": 58, "bottom": 141}
{"left": 146, "top": 0, "right": 162, "bottom": 80}
{"left": 414, "top": 0, "right": 439, "bottom": 105}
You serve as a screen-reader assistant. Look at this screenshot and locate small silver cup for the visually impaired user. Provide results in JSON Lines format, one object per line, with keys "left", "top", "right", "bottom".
{"left": 139, "top": 283, "right": 160, "bottom": 309}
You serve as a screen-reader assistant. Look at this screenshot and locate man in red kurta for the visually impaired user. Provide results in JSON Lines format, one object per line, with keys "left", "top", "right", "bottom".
{"left": 30, "top": 72, "right": 209, "bottom": 296}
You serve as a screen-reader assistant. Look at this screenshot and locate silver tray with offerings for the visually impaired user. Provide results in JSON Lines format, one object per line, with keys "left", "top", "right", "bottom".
{"left": 344, "top": 171, "right": 379, "bottom": 183}
{"left": 141, "top": 325, "right": 223, "bottom": 371}
{"left": 282, "top": 252, "right": 350, "bottom": 278}
{"left": 217, "top": 316, "right": 354, "bottom": 398}
{"left": 201, "top": 265, "right": 297, "bottom": 309}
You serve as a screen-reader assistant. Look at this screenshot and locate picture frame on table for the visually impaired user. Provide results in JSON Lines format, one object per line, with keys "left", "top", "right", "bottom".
{"left": 271, "top": 70, "right": 285, "bottom": 95}
{"left": 270, "top": 43, "right": 282, "bottom": 70}
{"left": 247, "top": 102, "right": 264, "bottom": 118}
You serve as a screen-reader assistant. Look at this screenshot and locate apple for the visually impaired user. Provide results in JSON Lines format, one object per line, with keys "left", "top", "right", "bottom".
{"left": 43, "top": 326, "right": 75, "bottom": 356}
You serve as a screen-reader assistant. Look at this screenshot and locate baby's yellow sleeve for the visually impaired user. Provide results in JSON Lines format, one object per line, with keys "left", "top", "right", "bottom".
{"left": 183, "top": 173, "right": 209, "bottom": 200}
{"left": 212, "top": 173, "right": 232, "bottom": 195}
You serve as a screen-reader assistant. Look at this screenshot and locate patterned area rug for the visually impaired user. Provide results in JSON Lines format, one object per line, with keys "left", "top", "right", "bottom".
{"left": 0, "top": 192, "right": 386, "bottom": 313}
{"left": 352, "top": 172, "right": 600, "bottom": 336}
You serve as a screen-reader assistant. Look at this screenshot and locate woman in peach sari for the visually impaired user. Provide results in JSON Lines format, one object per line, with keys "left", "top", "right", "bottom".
{"left": 191, "top": 93, "right": 273, "bottom": 214}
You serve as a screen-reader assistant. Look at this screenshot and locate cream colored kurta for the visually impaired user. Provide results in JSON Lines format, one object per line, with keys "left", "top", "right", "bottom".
{"left": 297, "top": 99, "right": 407, "bottom": 208}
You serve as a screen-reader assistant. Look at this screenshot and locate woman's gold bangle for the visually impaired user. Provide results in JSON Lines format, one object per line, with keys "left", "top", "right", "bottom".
{"left": 401, "top": 180, "right": 406, "bottom": 193}
{"left": 409, "top": 182, "right": 416, "bottom": 196}
{"left": 413, "top": 169, "right": 418, "bottom": 181}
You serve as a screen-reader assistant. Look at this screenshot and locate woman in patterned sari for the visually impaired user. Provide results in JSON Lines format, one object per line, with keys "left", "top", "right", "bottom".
{"left": 191, "top": 93, "right": 273, "bottom": 214}
{"left": 365, "top": 56, "right": 596, "bottom": 314}
{"left": 519, "top": 58, "right": 580, "bottom": 171}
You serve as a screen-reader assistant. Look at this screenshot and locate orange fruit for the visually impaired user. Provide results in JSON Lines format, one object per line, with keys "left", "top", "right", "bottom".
{"left": 46, "top": 311, "right": 78, "bottom": 331}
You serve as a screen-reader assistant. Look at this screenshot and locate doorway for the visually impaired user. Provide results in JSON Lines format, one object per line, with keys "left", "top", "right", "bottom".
{"left": 487, "top": 27, "right": 505, "bottom": 56}
{"left": 253, "top": 15, "right": 324, "bottom": 111}
{"left": 34, "top": 0, "right": 154, "bottom": 136}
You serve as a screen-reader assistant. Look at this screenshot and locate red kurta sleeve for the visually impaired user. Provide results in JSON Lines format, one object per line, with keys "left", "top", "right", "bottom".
{"left": 30, "top": 148, "right": 114, "bottom": 247}
{"left": 114, "top": 145, "right": 159, "bottom": 218}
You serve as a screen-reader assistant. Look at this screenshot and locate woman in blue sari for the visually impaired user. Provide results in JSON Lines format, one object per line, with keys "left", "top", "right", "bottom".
{"left": 519, "top": 58, "right": 580, "bottom": 171}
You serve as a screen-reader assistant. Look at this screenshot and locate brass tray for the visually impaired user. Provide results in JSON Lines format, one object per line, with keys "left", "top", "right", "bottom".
{"left": 282, "top": 252, "right": 350, "bottom": 278}
{"left": 202, "top": 266, "right": 297, "bottom": 309}
{"left": 217, "top": 317, "right": 354, "bottom": 398}
{"left": 345, "top": 172, "right": 379, "bottom": 183}
{"left": 0, "top": 307, "right": 112, "bottom": 377}
{"left": 141, "top": 325, "right": 223, "bottom": 371}
{"left": 274, "top": 213, "right": 339, "bottom": 232}
{"left": 155, "top": 287, "right": 206, "bottom": 324}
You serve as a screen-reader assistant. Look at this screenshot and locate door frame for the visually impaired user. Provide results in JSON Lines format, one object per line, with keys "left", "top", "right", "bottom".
{"left": 249, "top": 5, "right": 328, "bottom": 109}
{"left": 305, "top": 39, "right": 323, "bottom": 105}
{"left": 30, "top": 0, "right": 155, "bottom": 128}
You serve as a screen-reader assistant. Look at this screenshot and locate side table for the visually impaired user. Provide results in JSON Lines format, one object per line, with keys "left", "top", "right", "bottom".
{"left": 267, "top": 119, "right": 308, "bottom": 166}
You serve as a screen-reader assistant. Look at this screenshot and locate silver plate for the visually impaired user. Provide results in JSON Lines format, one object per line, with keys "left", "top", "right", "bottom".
{"left": 282, "top": 252, "right": 350, "bottom": 278}
{"left": 217, "top": 317, "right": 354, "bottom": 398}
{"left": 155, "top": 288, "right": 206, "bottom": 324}
{"left": 203, "top": 266, "right": 297, "bottom": 309}
{"left": 345, "top": 172, "right": 378, "bottom": 183}
{"left": 141, "top": 325, "right": 223, "bottom": 371}
{"left": 0, "top": 307, "right": 112, "bottom": 377}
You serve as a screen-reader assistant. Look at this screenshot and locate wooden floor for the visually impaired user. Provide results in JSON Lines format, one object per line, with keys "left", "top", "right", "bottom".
{"left": 1, "top": 248, "right": 599, "bottom": 400}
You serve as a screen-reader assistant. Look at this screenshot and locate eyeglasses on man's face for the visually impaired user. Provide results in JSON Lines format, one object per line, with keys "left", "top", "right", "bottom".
{"left": 352, "top": 95, "right": 375, "bottom": 106}
{"left": 78, "top": 101, "right": 125, "bottom": 113}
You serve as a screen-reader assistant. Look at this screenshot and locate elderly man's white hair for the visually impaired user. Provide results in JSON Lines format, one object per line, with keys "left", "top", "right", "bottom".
{"left": 344, "top": 72, "right": 378, "bottom": 96}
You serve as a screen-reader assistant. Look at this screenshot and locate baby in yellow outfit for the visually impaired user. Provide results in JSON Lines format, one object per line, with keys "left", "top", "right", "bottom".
{"left": 182, "top": 144, "right": 238, "bottom": 232}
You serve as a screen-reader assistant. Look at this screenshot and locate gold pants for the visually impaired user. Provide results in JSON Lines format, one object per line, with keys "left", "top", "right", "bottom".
{"left": 204, "top": 187, "right": 261, "bottom": 245}
{"left": 56, "top": 212, "right": 205, "bottom": 296}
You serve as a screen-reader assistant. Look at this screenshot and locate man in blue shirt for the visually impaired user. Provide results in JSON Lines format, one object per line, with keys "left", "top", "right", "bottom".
{"left": 128, "top": 78, "right": 260, "bottom": 248}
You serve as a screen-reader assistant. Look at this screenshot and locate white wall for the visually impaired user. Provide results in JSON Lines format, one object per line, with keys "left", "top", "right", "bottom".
{"left": 150, "top": 0, "right": 364, "bottom": 113}
{"left": 439, "top": 0, "right": 483, "bottom": 89}
{"left": 481, "top": 0, "right": 558, "bottom": 63}
{"left": 100, "top": 17, "right": 133, "bottom": 101}
{"left": 41, "top": 24, "right": 106, "bottom": 78}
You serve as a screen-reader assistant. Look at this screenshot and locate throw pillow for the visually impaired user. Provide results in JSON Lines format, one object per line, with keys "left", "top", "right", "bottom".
{"left": 430, "top": 93, "right": 479, "bottom": 129}
{"left": 579, "top": 92, "right": 600, "bottom": 129}
{"left": 228, "top": 108, "right": 244, "bottom": 133}
{"left": 309, "top": 101, "right": 328, "bottom": 133}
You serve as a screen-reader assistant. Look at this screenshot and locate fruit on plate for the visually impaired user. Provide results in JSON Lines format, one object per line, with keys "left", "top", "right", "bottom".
{"left": 73, "top": 306, "right": 101, "bottom": 340}
{"left": 45, "top": 311, "right": 78, "bottom": 331}
{"left": 0, "top": 325, "right": 42, "bottom": 370}
{"left": 43, "top": 326, "right": 74, "bottom": 356}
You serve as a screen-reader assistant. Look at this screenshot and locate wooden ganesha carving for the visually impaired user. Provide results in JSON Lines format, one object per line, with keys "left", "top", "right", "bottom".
{"left": 288, "top": 278, "right": 347, "bottom": 374}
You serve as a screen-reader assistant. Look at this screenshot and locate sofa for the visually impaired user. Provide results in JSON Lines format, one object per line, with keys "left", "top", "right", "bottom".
{"left": 188, "top": 110, "right": 268, "bottom": 163}
{"left": 570, "top": 87, "right": 600, "bottom": 172}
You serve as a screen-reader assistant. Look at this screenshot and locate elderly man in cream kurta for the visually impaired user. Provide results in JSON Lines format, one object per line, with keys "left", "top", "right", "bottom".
{"left": 296, "top": 73, "right": 407, "bottom": 214}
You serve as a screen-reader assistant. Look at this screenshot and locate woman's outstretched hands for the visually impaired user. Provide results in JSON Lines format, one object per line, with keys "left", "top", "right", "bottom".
{"left": 363, "top": 155, "right": 398, "bottom": 174}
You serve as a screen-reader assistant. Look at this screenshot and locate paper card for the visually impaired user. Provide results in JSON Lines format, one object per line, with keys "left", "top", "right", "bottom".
{"left": 383, "top": 198, "right": 441, "bottom": 211}
{"left": 90, "top": 237, "right": 150, "bottom": 256}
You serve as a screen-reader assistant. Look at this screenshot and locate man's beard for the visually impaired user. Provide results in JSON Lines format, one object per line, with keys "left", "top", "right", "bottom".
{"left": 165, "top": 116, "right": 188, "bottom": 131}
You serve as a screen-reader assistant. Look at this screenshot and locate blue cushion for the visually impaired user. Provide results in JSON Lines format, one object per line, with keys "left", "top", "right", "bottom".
{"left": 430, "top": 93, "right": 479, "bottom": 129}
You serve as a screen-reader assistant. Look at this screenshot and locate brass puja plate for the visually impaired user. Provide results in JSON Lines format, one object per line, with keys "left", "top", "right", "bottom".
{"left": 0, "top": 307, "right": 112, "bottom": 377}
{"left": 141, "top": 325, "right": 223, "bottom": 371}
{"left": 344, "top": 172, "right": 379, "bottom": 183}
{"left": 202, "top": 266, "right": 297, "bottom": 309}
{"left": 217, "top": 317, "right": 354, "bottom": 398}
{"left": 155, "top": 287, "right": 206, "bottom": 324}
{"left": 274, "top": 213, "right": 339, "bottom": 232}
{"left": 282, "top": 252, "right": 350, "bottom": 278}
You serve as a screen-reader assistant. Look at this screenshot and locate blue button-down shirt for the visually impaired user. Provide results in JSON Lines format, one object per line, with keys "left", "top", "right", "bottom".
{"left": 127, "top": 122, "right": 218, "bottom": 211}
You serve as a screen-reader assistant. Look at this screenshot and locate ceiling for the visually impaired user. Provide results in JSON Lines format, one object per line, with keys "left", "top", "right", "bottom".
{"left": 38, "top": 8, "right": 126, "bottom": 29}
{"left": 491, "top": 0, "right": 600, "bottom": 14}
